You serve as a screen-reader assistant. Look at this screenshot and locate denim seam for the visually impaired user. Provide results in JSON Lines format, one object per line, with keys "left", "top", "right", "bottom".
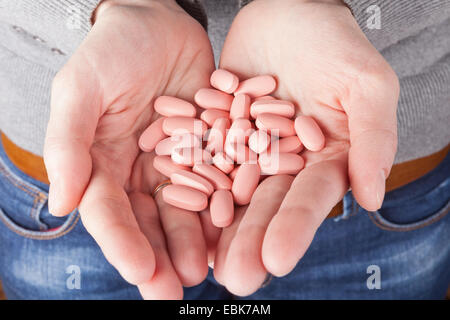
{"left": 367, "top": 201, "right": 450, "bottom": 232}
{"left": 0, "top": 209, "right": 80, "bottom": 240}
{"left": 0, "top": 158, "right": 50, "bottom": 230}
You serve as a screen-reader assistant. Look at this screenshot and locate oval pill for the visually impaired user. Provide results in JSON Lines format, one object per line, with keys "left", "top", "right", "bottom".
{"left": 195, "top": 88, "right": 233, "bottom": 111}
{"left": 253, "top": 95, "right": 276, "bottom": 101}
{"left": 212, "top": 151, "right": 234, "bottom": 174}
{"left": 206, "top": 118, "right": 230, "bottom": 155}
{"left": 139, "top": 117, "right": 167, "bottom": 152}
{"left": 171, "top": 147, "right": 212, "bottom": 167}
{"left": 250, "top": 100, "right": 295, "bottom": 119}
{"left": 210, "top": 69, "right": 239, "bottom": 94}
{"left": 153, "top": 155, "right": 190, "bottom": 178}
{"left": 231, "top": 163, "right": 261, "bottom": 206}
{"left": 170, "top": 170, "right": 214, "bottom": 196}
{"left": 255, "top": 114, "right": 295, "bottom": 137}
{"left": 230, "top": 94, "right": 251, "bottom": 121}
{"left": 200, "top": 109, "right": 230, "bottom": 127}
{"left": 162, "top": 117, "right": 207, "bottom": 136}
{"left": 155, "top": 134, "right": 200, "bottom": 156}
{"left": 224, "top": 142, "right": 257, "bottom": 164}
{"left": 162, "top": 184, "right": 208, "bottom": 211}
{"left": 234, "top": 75, "right": 276, "bottom": 98}
{"left": 258, "top": 152, "right": 304, "bottom": 175}
{"left": 225, "top": 118, "right": 252, "bottom": 145}
{"left": 210, "top": 190, "right": 234, "bottom": 227}
{"left": 294, "top": 116, "right": 325, "bottom": 151}
{"left": 193, "top": 163, "right": 233, "bottom": 190}
{"left": 248, "top": 130, "right": 271, "bottom": 154}
{"left": 229, "top": 166, "right": 239, "bottom": 180}
{"left": 154, "top": 96, "right": 197, "bottom": 118}
{"left": 276, "top": 136, "right": 303, "bottom": 153}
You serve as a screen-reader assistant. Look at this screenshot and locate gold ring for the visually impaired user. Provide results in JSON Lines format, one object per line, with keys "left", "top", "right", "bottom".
{"left": 152, "top": 179, "right": 172, "bottom": 198}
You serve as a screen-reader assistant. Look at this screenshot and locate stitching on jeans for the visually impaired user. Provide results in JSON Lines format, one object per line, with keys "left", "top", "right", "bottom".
{"left": 367, "top": 202, "right": 450, "bottom": 232}
{"left": 0, "top": 163, "right": 48, "bottom": 227}
{"left": 0, "top": 210, "right": 80, "bottom": 240}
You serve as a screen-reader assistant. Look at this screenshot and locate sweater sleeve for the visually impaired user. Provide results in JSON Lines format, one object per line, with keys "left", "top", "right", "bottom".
{"left": 341, "top": 0, "right": 450, "bottom": 51}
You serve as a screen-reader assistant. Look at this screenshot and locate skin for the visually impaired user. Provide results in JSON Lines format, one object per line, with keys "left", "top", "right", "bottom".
{"left": 212, "top": 0, "right": 400, "bottom": 296}
{"left": 43, "top": 0, "right": 215, "bottom": 299}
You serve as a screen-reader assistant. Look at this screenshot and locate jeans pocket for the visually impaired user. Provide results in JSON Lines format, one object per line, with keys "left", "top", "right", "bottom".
{"left": 0, "top": 207, "right": 80, "bottom": 240}
{"left": 367, "top": 178, "right": 450, "bottom": 232}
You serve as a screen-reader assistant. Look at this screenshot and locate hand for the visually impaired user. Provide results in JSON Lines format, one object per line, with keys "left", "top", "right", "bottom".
{"left": 44, "top": 0, "right": 215, "bottom": 299}
{"left": 213, "top": 0, "right": 399, "bottom": 295}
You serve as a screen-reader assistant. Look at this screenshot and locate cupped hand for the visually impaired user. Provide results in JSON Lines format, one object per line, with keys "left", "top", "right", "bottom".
{"left": 43, "top": 0, "right": 215, "bottom": 299}
{"left": 213, "top": 0, "right": 399, "bottom": 296}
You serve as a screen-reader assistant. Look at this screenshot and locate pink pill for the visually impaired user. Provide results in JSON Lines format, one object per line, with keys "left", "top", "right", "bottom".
{"left": 210, "top": 190, "right": 234, "bottom": 227}
{"left": 253, "top": 95, "right": 276, "bottom": 102}
{"left": 195, "top": 88, "right": 233, "bottom": 111}
{"left": 294, "top": 115, "right": 325, "bottom": 151}
{"left": 248, "top": 130, "right": 271, "bottom": 154}
{"left": 206, "top": 118, "right": 230, "bottom": 155}
{"left": 225, "top": 118, "right": 252, "bottom": 145}
{"left": 200, "top": 109, "right": 230, "bottom": 127}
{"left": 229, "top": 94, "right": 251, "bottom": 121}
{"left": 154, "top": 96, "right": 197, "bottom": 118}
{"left": 162, "top": 184, "right": 208, "bottom": 212}
{"left": 271, "top": 136, "right": 304, "bottom": 154}
{"left": 210, "top": 69, "right": 239, "bottom": 94}
{"left": 224, "top": 142, "right": 257, "bottom": 165}
{"left": 155, "top": 134, "right": 200, "bottom": 156}
{"left": 153, "top": 155, "right": 190, "bottom": 178}
{"left": 212, "top": 151, "right": 234, "bottom": 174}
{"left": 171, "top": 147, "right": 212, "bottom": 167}
{"left": 139, "top": 117, "right": 167, "bottom": 152}
{"left": 170, "top": 170, "right": 214, "bottom": 196}
{"left": 231, "top": 163, "right": 261, "bottom": 206}
{"left": 193, "top": 163, "right": 233, "bottom": 190}
{"left": 162, "top": 117, "right": 207, "bottom": 136}
{"left": 255, "top": 114, "right": 295, "bottom": 137}
{"left": 259, "top": 152, "right": 304, "bottom": 175}
{"left": 250, "top": 100, "right": 295, "bottom": 119}
{"left": 229, "top": 166, "right": 239, "bottom": 180}
{"left": 234, "top": 75, "right": 276, "bottom": 98}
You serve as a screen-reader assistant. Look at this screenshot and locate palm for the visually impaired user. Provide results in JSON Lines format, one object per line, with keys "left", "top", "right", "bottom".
{"left": 45, "top": 1, "right": 215, "bottom": 298}
{"left": 213, "top": 0, "right": 399, "bottom": 296}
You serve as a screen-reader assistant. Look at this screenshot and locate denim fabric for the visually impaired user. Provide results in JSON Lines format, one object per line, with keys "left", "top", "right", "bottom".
{"left": 0, "top": 137, "right": 448, "bottom": 299}
{"left": 243, "top": 153, "right": 450, "bottom": 300}
{"left": 0, "top": 141, "right": 228, "bottom": 300}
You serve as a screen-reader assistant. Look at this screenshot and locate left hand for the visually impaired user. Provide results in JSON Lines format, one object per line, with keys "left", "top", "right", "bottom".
{"left": 212, "top": 0, "right": 400, "bottom": 296}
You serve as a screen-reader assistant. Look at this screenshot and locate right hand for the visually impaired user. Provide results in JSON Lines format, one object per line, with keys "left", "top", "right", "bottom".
{"left": 44, "top": 0, "right": 215, "bottom": 299}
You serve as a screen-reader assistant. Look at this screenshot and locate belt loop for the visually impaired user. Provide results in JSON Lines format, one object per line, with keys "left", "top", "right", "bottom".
{"left": 333, "top": 191, "right": 354, "bottom": 222}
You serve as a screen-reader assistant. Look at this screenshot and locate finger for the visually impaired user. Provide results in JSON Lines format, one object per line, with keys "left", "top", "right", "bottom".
{"left": 198, "top": 209, "right": 222, "bottom": 268}
{"left": 78, "top": 168, "right": 156, "bottom": 285}
{"left": 155, "top": 191, "right": 208, "bottom": 287}
{"left": 129, "top": 192, "right": 183, "bottom": 300}
{"left": 262, "top": 158, "right": 348, "bottom": 277}
{"left": 44, "top": 57, "right": 102, "bottom": 216}
{"left": 222, "top": 175, "right": 294, "bottom": 296}
{"left": 213, "top": 206, "right": 246, "bottom": 286}
{"left": 344, "top": 65, "right": 399, "bottom": 211}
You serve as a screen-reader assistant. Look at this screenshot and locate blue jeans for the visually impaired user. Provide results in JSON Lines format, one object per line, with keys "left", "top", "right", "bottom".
{"left": 0, "top": 138, "right": 449, "bottom": 299}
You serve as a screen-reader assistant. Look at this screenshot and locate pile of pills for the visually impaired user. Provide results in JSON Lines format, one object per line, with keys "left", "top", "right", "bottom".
{"left": 139, "top": 69, "right": 325, "bottom": 227}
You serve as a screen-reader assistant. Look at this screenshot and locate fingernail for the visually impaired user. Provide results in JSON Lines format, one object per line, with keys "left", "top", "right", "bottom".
{"left": 375, "top": 170, "right": 386, "bottom": 210}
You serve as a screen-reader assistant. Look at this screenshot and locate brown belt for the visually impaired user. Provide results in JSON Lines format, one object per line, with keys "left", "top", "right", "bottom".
{"left": 1, "top": 132, "right": 449, "bottom": 218}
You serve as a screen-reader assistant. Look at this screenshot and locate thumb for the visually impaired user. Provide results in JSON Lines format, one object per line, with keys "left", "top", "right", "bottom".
{"left": 345, "top": 63, "right": 399, "bottom": 211}
{"left": 44, "top": 58, "right": 102, "bottom": 216}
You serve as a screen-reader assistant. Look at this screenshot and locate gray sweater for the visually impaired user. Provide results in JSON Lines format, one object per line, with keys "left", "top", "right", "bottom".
{"left": 0, "top": 0, "right": 449, "bottom": 164}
